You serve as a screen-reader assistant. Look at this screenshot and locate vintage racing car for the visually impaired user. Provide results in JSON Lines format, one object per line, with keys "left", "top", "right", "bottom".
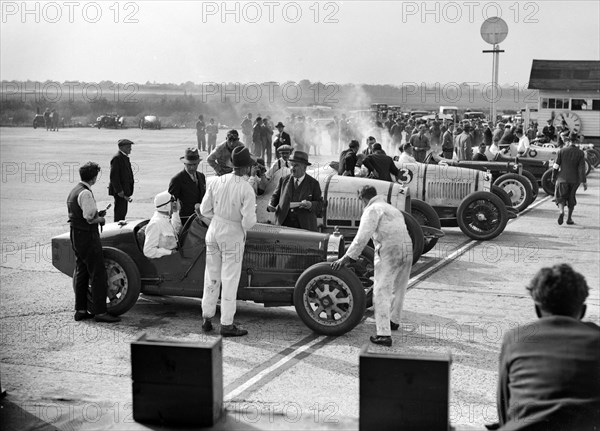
{"left": 389, "top": 159, "right": 518, "bottom": 242}
{"left": 424, "top": 153, "right": 536, "bottom": 212}
{"left": 52, "top": 215, "right": 375, "bottom": 336}
{"left": 139, "top": 115, "right": 161, "bottom": 130}
{"left": 33, "top": 114, "right": 46, "bottom": 129}
{"left": 253, "top": 166, "right": 444, "bottom": 262}
{"left": 96, "top": 114, "right": 125, "bottom": 129}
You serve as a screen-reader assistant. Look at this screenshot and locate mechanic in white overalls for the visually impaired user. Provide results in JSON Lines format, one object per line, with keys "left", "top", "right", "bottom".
{"left": 143, "top": 191, "right": 182, "bottom": 259}
{"left": 331, "top": 185, "right": 412, "bottom": 346}
{"left": 200, "top": 146, "right": 257, "bottom": 337}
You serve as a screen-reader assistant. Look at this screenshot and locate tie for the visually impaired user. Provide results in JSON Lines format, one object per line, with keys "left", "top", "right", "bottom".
{"left": 295, "top": 179, "right": 299, "bottom": 189}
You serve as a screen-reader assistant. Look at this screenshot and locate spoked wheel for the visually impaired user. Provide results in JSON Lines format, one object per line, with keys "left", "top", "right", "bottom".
{"left": 457, "top": 191, "right": 508, "bottom": 241}
{"left": 520, "top": 170, "right": 539, "bottom": 202}
{"left": 493, "top": 173, "right": 533, "bottom": 212}
{"left": 410, "top": 200, "right": 442, "bottom": 255}
{"left": 294, "top": 263, "right": 366, "bottom": 336}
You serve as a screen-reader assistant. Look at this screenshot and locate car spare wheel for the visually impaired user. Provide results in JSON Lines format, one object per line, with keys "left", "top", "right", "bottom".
{"left": 294, "top": 263, "right": 366, "bottom": 336}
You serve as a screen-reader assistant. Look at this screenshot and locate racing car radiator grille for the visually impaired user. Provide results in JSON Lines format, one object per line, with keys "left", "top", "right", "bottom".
{"left": 426, "top": 182, "right": 474, "bottom": 200}
{"left": 245, "top": 244, "right": 322, "bottom": 269}
{"left": 326, "top": 197, "right": 363, "bottom": 223}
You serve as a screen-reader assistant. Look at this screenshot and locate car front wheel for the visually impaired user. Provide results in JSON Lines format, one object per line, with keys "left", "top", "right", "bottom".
{"left": 541, "top": 169, "right": 555, "bottom": 196}
{"left": 410, "top": 200, "right": 441, "bottom": 255}
{"left": 493, "top": 173, "right": 533, "bottom": 212}
{"left": 294, "top": 263, "right": 366, "bottom": 336}
{"left": 457, "top": 191, "right": 508, "bottom": 241}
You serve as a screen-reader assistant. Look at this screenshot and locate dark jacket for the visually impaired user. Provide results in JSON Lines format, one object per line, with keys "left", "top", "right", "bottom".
{"left": 108, "top": 151, "right": 134, "bottom": 197}
{"left": 273, "top": 131, "right": 291, "bottom": 149}
{"left": 338, "top": 149, "right": 358, "bottom": 175}
{"left": 269, "top": 174, "right": 323, "bottom": 231}
{"left": 497, "top": 316, "right": 600, "bottom": 431}
{"left": 168, "top": 170, "right": 206, "bottom": 219}
{"left": 363, "top": 153, "right": 399, "bottom": 182}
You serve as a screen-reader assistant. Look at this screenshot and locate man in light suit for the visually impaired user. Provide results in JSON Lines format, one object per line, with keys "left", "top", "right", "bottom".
{"left": 267, "top": 151, "right": 322, "bottom": 231}
{"left": 108, "top": 139, "right": 135, "bottom": 221}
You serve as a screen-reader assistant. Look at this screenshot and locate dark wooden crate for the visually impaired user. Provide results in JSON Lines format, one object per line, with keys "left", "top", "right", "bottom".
{"left": 359, "top": 346, "right": 451, "bottom": 431}
{"left": 131, "top": 334, "right": 223, "bottom": 426}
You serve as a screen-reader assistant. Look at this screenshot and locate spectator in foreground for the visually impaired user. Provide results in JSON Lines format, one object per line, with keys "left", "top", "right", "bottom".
{"left": 495, "top": 263, "right": 599, "bottom": 431}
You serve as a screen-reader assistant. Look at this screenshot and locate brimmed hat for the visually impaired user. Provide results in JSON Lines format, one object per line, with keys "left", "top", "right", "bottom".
{"left": 278, "top": 144, "right": 293, "bottom": 153}
{"left": 275, "top": 122, "right": 285, "bottom": 128}
{"left": 154, "top": 191, "right": 173, "bottom": 212}
{"left": 232, "top": 146, "right": 255, "bottom": 168}
{"left": 289, "top": 151, "right": 311, "bottom": 166}
{"left": 180, "top": 147, "right": 202, "bottom": 163}
{"left": 118, "top": 139, "right": 134, "bottom": 147}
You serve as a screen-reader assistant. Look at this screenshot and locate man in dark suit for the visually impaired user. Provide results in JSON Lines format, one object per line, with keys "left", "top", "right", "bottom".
{"left": 168, "top": 147, "right": 206, "bottom": 226}
{"left": 267, "top": 151, "right": 322, "bottom": 231}
{"left": 496, "top": 263, "right": 599, "bottom": 431}
{"left": 273, "top": 122, "right": 291, "bottom": 155}
{"left": 108, "top": 139, "right": 135, "bottom": 221}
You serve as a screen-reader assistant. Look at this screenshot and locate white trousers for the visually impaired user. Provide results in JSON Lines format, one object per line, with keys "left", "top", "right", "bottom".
{"left": 373, "top": 244, "right": 412, "bottom": 336}
{"left": 202, "top": 219, "right": 245, "bottom": 325}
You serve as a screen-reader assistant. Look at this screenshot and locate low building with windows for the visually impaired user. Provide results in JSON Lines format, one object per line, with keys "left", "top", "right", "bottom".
{"left": 527, "top": 60, "right": 600, "bottom": 142}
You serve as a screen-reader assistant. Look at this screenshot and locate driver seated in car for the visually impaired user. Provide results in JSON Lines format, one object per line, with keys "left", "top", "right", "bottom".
{"left": 143, "top": 191, "right": 182, "bottom": 259}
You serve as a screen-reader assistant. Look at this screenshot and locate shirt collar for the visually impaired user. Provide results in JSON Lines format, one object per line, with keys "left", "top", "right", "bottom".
{"left": 294, "top": 174, "right": 305, "bottom": 185}
{"left": 366, "top": 195, "right": 385, "bottom": 208}
{"left": 119, "top": 150, "right": 129, "bottom": 157}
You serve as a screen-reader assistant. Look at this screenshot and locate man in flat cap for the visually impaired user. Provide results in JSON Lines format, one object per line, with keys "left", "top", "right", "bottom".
{"left": 108, "top": 139, "right": 135, "bottom": 221}
{"left": 267, "top": 151, "right": 322, "bottom": 231}
{"left": 168, "top": 147, "right": 206, "bottom": 226}
{"left": 200, "top": 146, "right": 257, "bottom": 337}
{"left": 273, "top": 122, "right": 292, "bottom": 156}
{"left": 207, "top": 129, "right": 243, "bottom": 176}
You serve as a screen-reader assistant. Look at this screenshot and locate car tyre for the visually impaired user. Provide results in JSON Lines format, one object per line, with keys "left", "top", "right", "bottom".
{"left": 491, "top": 185, "right": 512, "bottom": 207}
{"left": 410, "top": 200, "right": 441, "bottom": 255}
{"left": 102, "top": 247, "right": 141, "bottom": 315}
{"left": 457, "top": 191, "right": 508, "bottom": 241}
{"left": 520, "top": 170, "right": 539, "bottom": 202}
{"left": 402, "top": 211, "right": 424, "bottom": 265}
{"left": 294, "top": 263, "right": 366, "bottom": 336}
{"left": 541, "top": 169, "right": 555, "bottom": 196}
{"left": 493, "top": 173, "right": 533, "bottom": 212}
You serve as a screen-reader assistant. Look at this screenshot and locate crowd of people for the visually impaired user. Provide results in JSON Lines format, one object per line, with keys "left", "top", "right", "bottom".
{"left": 64, "top": 108, "right": 597, "bottom": 429}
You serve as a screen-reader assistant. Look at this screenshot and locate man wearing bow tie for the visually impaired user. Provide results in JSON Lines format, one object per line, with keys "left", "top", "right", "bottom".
{"left": 267, "top": 151, "right": 322, "bottom": 231}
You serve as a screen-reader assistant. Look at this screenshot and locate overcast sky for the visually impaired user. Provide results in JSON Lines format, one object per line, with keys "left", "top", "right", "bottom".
{"left": 1, "top": 1, "right": 599, "bottom": 86}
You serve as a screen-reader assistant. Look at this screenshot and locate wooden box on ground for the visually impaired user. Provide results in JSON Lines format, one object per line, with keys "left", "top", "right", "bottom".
{"left": 359, "top": 346, "right": 451, "bottom": 431}
{"left": 131, "top": 334, "right": 223, "bottom": 427}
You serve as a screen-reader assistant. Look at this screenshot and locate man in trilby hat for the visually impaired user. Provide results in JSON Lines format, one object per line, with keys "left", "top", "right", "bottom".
{"left": 168, "top": 147, "right": 206, "bottom": 226}
{"left": 200, "top": 146, "right": 257, "bottom": 337}
{"left": 267, "top": 150, "right": 322, "bottom": 231}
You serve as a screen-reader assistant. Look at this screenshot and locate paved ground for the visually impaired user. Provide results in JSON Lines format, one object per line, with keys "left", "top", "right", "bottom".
{"left": 1, "top": 127, "right": 598, "bottom": 430}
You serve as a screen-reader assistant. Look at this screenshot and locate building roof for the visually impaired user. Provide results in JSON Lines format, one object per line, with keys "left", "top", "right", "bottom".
{"left": 528, "top": 60, "right": 600, "bottom": 92}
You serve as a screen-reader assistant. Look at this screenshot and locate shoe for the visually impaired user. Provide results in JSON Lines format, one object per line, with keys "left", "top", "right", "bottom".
{"left": 94, "top": 313, "right": 121, "bottom": 323}
{"left": 566, "top": 219, "right": 574, "bottom": 225}
{"left": 390, "top": 321, "right": 400, "bottom": 331}
{"left": 74, "top": 311, "right": 94, "bottom": 321}
{"left": 558, "top": 213, "right": 564, "bottom": 225}
{"left": 220, "top": 324, "right": 248, "bottom": 337}
{"left": 202, "top": 318, "right": 213, "bottom": 332}
{"left": 370, "top": 335, "right": 392, "bottom": 347}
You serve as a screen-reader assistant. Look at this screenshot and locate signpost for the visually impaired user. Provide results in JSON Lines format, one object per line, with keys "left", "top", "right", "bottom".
{"left": 481, "top": 17, "right": 508, "bottom": 123}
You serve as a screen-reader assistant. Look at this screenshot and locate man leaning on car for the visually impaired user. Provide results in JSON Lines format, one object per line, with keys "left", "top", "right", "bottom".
{"left": 67, "top": 162, "right": 120, "bottom": 323}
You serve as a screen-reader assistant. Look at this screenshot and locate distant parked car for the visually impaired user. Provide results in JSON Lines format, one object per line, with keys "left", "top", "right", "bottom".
{"left": 139, "top": 115, "right": 161, "bottom": 130}
{"left": 33, "top": 114, "right": 45, "bottom": 129}
{"left": 96, "top": 114, "right": 124, "bottom": 129}
{"left": 463, "top": 111, "right": 486, "bottom": 121}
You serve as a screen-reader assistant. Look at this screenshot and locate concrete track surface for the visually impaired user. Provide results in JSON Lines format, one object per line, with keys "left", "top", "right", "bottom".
{"left": 1, "top": 128, "right": 599, "bottom": 431}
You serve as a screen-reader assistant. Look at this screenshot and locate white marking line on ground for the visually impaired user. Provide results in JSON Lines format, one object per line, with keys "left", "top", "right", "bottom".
{"left": 409, "top": 195, "right": 552, "bottom": 289}
{"left": 225, "top": 195, "right": 553, "bottom": 398}
{"left": 224, "top": 335, "right": 326, "bottom": 401}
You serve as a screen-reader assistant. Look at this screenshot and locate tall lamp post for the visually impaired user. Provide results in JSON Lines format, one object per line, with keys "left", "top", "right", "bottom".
{"left": 481, "top": 17, "right": 508, "bottom": 123}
